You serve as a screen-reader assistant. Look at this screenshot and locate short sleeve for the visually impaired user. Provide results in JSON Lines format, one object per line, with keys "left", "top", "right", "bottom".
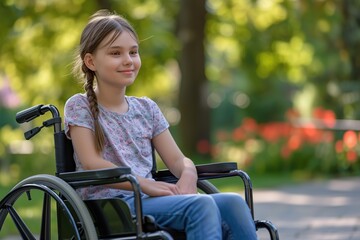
{"left": 64, "top": 94, "right": 95, "bottom": 139}
{"left": 149, "top": 98, "right": 170, "bottom": 137}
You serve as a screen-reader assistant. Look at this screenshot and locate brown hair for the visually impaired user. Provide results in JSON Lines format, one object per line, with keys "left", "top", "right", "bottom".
{"left": 73, "top": 9, "right": 139, "bottom": 153}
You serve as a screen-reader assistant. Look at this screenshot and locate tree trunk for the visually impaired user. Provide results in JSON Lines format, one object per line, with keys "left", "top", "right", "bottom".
{"left": 340, "top": 0, "right": 360, "bottom": 118}
{"left": 177, "top": 0, "right": 209, "bottom": 155}
{"left": 341, "top": 0, "right": 360, "bottom": 80}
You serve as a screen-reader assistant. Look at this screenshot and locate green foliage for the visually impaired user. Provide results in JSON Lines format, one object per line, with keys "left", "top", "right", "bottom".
{"left": 0, "top": 0, "right": 180, "bottom": 109}
{"left": 206, "top": 0, "right": 360, "bottom": 127}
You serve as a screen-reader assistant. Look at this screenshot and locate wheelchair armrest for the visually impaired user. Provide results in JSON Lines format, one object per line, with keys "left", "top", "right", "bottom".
{"left": 196, "top": 162, "right": 237, "bottom": 173}
{"left": 153, "top": 162, "right": 238, "bottom": 182}
{"left": 58, "top": 167, "right": 132, "bottom": 188}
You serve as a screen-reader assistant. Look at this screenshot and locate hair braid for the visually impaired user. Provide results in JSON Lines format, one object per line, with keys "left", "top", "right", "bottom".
{"left": 84, "top": 69, "right": 105, "bottom": 153}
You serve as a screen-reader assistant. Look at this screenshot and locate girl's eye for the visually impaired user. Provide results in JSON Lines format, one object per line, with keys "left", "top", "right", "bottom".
{"left": 110, "top": 51, "right": 121, "bottom": 55}
{"left": 130, "top": 50, "right": 138, "bottom": 55}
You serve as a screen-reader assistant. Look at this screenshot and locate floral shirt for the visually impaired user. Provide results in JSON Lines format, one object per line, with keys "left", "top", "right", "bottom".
{"left": 64, "top": 93, "right": 169, "bottom": 199}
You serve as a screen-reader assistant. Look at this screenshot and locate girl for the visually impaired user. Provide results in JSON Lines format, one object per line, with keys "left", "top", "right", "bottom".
{"left": 65, "top": 9, "right": 257, "bottom": 240}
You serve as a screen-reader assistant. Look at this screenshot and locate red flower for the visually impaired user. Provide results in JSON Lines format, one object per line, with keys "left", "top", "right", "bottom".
{"left": 242, "top": 117, "right": 258, "bottom": 133}
{"left": 313, "top": 107, "right": 325, "bottom": 119}
{"left": 312, "top": 107, "right": 336, "bottom": 128}
{"left": 301, "top": 123, "right": 323, "bottom": 143}
{"left": 343, "top": 130, "right": 357, "bottom": 149}
{"left": 197, "top": 139, "right": 211, "bottom": 154}
{"left": 322, "top": 110, "right": 336, "bottom": 128}
{"left": 287, "top": 135, "right": 302, "bottom": 150}
{"left": 260, "top": 124, "right": 281, "bottom": 142}
{"left": 335, "top": 140, "right": 343, "bottom": 153}
{"left": 232, "top": 127, "right": 245, "bottom": 141}
{"left": 346, "top": 150, "right": 357, "bottom": 163}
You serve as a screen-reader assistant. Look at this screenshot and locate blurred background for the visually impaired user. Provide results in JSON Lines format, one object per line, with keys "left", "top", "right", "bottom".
{"left": 1, "top": 0, "right": 360, "bottom": 200}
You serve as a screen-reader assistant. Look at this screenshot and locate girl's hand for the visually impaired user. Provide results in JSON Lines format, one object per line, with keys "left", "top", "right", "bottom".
{"left": 176, "top": 178, "right": 197, "bottom": 194}
{"left": 176, "top": 170, "right": 198, "bottom": 194}
{"left": 139, "top": 177, "right": 181, "bottom": 196}
{"left": 152, "top": 130, "right": 198, "bottom": 194}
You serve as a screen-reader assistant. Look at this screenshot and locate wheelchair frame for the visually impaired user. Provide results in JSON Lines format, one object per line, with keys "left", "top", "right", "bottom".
{"left": 0, "top": 104, "right": 279, "bottom": 239}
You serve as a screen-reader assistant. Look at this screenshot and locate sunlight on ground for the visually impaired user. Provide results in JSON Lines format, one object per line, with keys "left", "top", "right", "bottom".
{"left": 254, "top": 190, "right": 351, "bottom": 206}
{"left": 254, "top": 177, "right": 360, "bottom": 240}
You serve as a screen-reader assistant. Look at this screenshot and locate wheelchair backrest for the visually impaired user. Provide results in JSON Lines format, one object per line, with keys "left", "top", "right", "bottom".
{"left": 53, "top": 129, "right": 158, "bottom": 176}
{"left": 54, "top": 131, "right": 76, "bottom": 174}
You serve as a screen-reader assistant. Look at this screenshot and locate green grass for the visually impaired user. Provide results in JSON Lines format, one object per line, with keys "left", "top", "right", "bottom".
{"left": 205, "top": 172, "right": 293, "bottom": 193}
{"left": 204, "top": 170, "right": 335, "bottom": 194}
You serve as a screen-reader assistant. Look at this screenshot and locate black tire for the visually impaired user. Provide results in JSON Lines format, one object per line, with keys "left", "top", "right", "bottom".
{"left": 1, "top": 174, "right": 98, "bottom": 240}
{"left": 197, "top": 180, "right": 220, "bottom": 194}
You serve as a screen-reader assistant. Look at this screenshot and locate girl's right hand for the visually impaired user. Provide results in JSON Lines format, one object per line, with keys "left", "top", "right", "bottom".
{"left": 139, "top": 177, "right": 181, "bottom": 196}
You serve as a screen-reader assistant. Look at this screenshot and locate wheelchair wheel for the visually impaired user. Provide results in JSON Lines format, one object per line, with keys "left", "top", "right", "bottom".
{"left": 0, "top": 174, "right": 97, "bottom": 240}
{"left": 197, "top": 180, "right": 220, "bottom": 194}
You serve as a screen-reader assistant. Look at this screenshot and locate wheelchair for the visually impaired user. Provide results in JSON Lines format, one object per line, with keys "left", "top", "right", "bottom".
{"left": 0, "top": 104, "right": 279, "bottom": 239}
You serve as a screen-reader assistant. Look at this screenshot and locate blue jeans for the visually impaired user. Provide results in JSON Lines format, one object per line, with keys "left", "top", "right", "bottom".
{"left": 123, "top": 193, "right": 257, "bottom": 240}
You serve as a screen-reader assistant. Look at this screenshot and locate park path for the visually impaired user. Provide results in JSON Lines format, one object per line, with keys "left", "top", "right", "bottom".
{"left": 254, "top": 176, "right": 360, "bottom": 240}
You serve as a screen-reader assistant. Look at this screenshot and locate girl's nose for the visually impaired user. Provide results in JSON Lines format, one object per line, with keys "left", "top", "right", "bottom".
{"left": 123, "top": 54, "right": 133, "bottom": 65}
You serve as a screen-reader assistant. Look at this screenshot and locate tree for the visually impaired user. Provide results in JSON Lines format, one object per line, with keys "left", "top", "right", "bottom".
{"left": 177, "top": 0, "right": 209, "bottom": 155}
{"left": 340, "top": 0, "right": 360, "bottom": 118}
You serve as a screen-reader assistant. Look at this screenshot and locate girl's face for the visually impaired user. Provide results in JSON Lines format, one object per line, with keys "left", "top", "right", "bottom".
{"left": 85, "top": 30, "right": 141, "bottom": 90}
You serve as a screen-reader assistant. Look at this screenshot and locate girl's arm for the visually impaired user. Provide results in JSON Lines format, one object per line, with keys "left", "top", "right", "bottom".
{"left": 69, "top": 125, "right": 184, "bottom": 196}
{"left": 152, "top": 129, "right": 198, "bottom": 194}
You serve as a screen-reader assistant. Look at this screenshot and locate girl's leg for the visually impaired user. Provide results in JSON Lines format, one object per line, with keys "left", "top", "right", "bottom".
{"left": 125, "top": 194, "right": 223, "bottom": 240}
{"left": 211, "top": 193, "right": 257, "bottom": 240}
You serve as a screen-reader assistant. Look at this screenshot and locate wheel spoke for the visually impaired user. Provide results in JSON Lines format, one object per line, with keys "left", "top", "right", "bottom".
{"left": 8, "top": 205, "right": 36, "bottom": 240}
{"left": 0, "top": 208, "right": 9, "bottom": 231}
{"left": 40, "top": 192, "right": 51, "bottom": 240}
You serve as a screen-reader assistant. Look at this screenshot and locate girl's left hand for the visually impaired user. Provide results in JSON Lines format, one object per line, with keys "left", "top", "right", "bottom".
{"left": 176, "top": 172, "right": 198, "bottom": 194}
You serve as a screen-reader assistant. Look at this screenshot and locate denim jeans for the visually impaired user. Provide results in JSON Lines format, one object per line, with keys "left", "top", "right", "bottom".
{"left": 123, "top": 193, "right": 257, "bottom": 240}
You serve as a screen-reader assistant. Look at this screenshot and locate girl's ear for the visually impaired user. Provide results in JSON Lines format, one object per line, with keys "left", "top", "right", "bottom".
{"left": 84, "top": 53, "right": 96, "bottom": 71}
